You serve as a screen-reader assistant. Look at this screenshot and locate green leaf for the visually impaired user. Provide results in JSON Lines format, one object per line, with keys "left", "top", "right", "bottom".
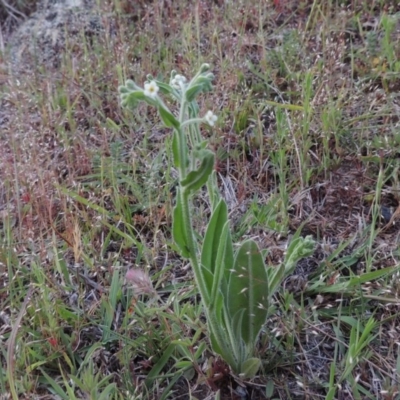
{"left": 194, "top": 341, "right": 207, "bottom": 359}
{"left": 125, "top": 79, "right": 140, "bottom": 91}
{"left": 265, "top": 380, "right": 275, "bottom": 398}
{"left": 158, "top": 106, "right": 180, "bottom": 129}
{"left": 207, "top": 294, "right": 240, "bottom": 369}
{"left": 118, "top": 86, "right": 129, "bottom": 94}
{"left": 340, "top": 318, "right": 377, "bottom": 382}
{"left": 201, "top": 199, "right": 230, "bottom": 294}
{"left": 267, "top": 263, "right": 285, "bottom": 297}
{"left": 186, "top": 84, "right": 204, "bottom": 102}
{"left": 195, "top": 74, "right": 214, "bottom": 89}
{"left": 240, "top": 358, "right": 261, "bottom": 379}
{"left": 181, "top": 151, "right": 214, "bottom": 195}
{"left": 231, "top": 308, "right": 246, "bottom": 361}
{"left": 210, "top": 331, "right": 224, "bottom": 362}
{"left": 228, "top": 240, "right": 269, "bottom": 347}
{"left": 209, "top": 321, "right": 238, "bottom": 370}
{"left": 102, "top": 268, "right": 120, "bottom": 341}
{"left": 188, "top": 99, "right": 200, "bottom": 117}
{"left": 120, "top": 89, "right": 146, "bottom": 109}
{"left": 172, "top": 192, "right": 190, "bottom": 258}
{"left": 284, "top": 234, "right": 315, "bottom": 274}
{"left": 156, "top": 81, "right": 174, "bottom": 95}
{"left": 97, "top": 383, "right": 117, "bottom": 400}
{"left": 145, "top": 344, "right": 176, "bottom": 389}
{"left": 211, "top": 293, "right": 225, "bottom": 332}
{"left": 307, "top": 266, "right": 398, "bottom": 294}
{"left": 211, "top": 222, "right": 234, "bottom": 303}
{"left": 199, "top": 63, "right": 211, "bottom": 73}
{"left": 39, "top": 369, "right": 69, "bottom": 400}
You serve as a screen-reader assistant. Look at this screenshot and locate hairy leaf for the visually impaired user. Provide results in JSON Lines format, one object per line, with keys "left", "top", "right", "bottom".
{"left": 228, "top": 240, "right": 268, "bottom": 347}
{"left": 201, "top": 199, "right": 230, "bottom": 295}
{"left": 158, "top": 106, "right": 180, "bottom": 129}
{"left": 181, "top": 151, "right": 214, "bottom": 195}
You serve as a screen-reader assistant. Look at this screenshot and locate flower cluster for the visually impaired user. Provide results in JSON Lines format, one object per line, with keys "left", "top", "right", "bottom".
{"left": 170, "top": 74, "right": 187, "bottom": 90}
{"left": 119, "top": 65, "right": 218, "bottom": 130}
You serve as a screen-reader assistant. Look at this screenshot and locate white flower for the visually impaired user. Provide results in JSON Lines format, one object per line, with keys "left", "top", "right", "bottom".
{"left": 171, "top": 74, "right": 187, "bottom": 89}
{"left": 204, "top": 110, "right": 217, "bottom": 126}
{"left": 144, "top": 80, "right": 159, "bottom": 99}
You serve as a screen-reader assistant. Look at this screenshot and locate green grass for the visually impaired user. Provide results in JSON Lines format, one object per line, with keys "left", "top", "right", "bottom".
{"left": 1, "top": 0, "right": 400, "bottom": 398}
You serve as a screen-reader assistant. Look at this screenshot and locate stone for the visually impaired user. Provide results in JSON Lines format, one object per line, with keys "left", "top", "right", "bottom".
{"left": 6, "top": 0, "right": 105, "bottom": 72}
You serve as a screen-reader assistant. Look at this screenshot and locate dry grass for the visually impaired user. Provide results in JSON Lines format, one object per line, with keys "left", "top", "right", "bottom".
{"left": 1, "top": 0, "right": 400, "bottom": 399}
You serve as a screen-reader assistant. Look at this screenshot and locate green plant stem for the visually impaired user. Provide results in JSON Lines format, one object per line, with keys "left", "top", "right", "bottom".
{"left": 176, "top": 96, "right": 210, "bottom": 304}
{"left": 176, "top": 89, "right": 188, "bottom": 177}
{"left": 179, "top": 182, "right": 239, "bottom": 369}
{"left": 175, "top": 97, "right": 239, "bottom": 368}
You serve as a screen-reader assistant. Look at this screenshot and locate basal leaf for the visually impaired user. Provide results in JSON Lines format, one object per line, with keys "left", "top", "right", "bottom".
{"left": 201, "top": 199, "right": 230, "bottom": 294}
{"left": 211, "top": 222, "right": 234, "bottom": 302}
{"left": 208, "top": 295, "right": 238, "bottom": 370}
{"left": 228, "top": 240, "right": 268, "bottom": 346}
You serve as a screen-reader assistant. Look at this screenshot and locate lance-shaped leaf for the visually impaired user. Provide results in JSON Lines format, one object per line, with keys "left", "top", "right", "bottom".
{"left": 119, "top": 89, "right": 144, "bottom": 109}
{"left": 181, "top": 151, "right": 214, "bottom": 195}
{"left": 267, "top": 263, "right": 285, "bottom": 297}
{"left": 228, "top": 240, "right": 269, "bottom": 347}
{"left": 230, "top": 308, "right": 246, "bottom": 364}
{"left": 156, "top": 80, "right": 181, "bottom": 102}
{"left": 210, "top": 222, "right": 234, "bottom": 303}
{"left": 185, "top": 84, "right": 205, "bottom": 103}
{"left": 208, "top": 294, "right": 238, "bottom": 370}
{"left": 172, "top": 192, "right": 190, "bottom": 258}
{"left": 158, "top": 106, "right": 180, "bottom": 130}
{"left": 201, "top": 199, "right": 231, "bottom": 296}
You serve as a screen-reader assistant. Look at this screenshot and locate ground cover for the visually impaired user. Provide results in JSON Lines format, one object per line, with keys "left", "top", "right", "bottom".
{"left": 1, "top": 0, "right": 400, "bottom": 399}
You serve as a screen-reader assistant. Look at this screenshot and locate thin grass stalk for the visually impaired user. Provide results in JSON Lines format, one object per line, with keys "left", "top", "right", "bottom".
{"left": 7, "top": 287, "right": 33, "bottom": 400}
